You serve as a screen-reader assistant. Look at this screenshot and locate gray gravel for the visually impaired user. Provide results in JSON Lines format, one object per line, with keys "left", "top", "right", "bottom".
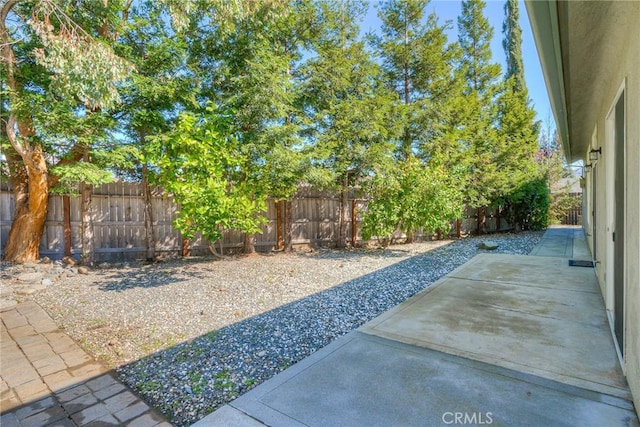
{"left": 39, "top": 231, "right": 541, "bottom": 426}
{"left": 25, "top": 232, "right": 543, "bottom": 425}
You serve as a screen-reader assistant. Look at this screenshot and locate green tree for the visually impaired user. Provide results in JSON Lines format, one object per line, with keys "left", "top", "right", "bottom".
{"left": 369, "top": 0, "right": 467, "bottom": 242}
{"left": 115, "top": 1, "right": 194, "bottom": 260}
{"left": 495, "top": 0, "right": 543, "bottom": 231}
{"left": 372, "top": 0, "right": 428, "bottom": 159}
{"left": 1, "top": 0, "right": 132, "bottom": 262}
{"left": 148, "top": 107, "right": 266, "bottom": 255}
{"left": 362, "top": 155, "right": 463, "bottom": 245}
{"left": 502, "top": 0, "right": 525, "bottom": 92}
{"left": 301, "top": 0, "right": 400, "bottom": 248}
{"left": 188, "top": 0, "right": 317, "bottom": 253}
{"left": 537, "top": 128, "right": 575, "bottom": 227}
{"left": 457, "top": 0, "right": 502, "bottom": 233}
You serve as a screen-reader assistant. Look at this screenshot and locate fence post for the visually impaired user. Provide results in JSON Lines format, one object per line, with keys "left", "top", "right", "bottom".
{"left": 456, "top": 219, "right": 461, "bottom": 239}
{"left": 63, "top": 195, "right": 72, "bottom": 257}
{"left": 276, "top": 200, "right": 283, "bottom": 250}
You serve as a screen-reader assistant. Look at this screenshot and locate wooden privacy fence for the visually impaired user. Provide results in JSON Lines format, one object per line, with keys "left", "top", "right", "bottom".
{"left": 561, "top": 192, "right": 583, "bottom": 226}
{"left": 1, "top": 181, "right": 508, "bottom": 262}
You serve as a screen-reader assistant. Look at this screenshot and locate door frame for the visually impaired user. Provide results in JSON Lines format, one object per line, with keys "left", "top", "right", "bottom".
{"left": 604, "top": 79, "right": 626, "bottom": 367}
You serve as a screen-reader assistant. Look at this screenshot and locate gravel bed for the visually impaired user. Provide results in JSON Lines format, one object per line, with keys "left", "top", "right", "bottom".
{"left": 34, "top": 231, "right": 542, "bottom": 426}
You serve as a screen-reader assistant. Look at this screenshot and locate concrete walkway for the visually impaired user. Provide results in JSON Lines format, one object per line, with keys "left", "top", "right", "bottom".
{"left": 197, "top": 227, "right": 639, "bottom": 426}
{"left": 0, "top": 301, "right": 169, "bottom": 426}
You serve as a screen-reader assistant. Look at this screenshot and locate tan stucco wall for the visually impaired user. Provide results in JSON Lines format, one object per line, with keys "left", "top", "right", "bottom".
{"left": 583, "top": 16, "right": 640, "bottom": 415}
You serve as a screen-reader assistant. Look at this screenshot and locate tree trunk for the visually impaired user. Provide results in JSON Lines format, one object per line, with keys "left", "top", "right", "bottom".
{"left": 142, "top": 164, "right": 156, "bottom": 261}
{"left": 351, "top": 200, "right": 358, "bottom": 247}
{"left": 243, "top": 232, "right": 256, "bottom": 254}
{"left": 3, "top": 147, "right": 48, "bottom": 263}
{"left": 2, "top": 2, "right": 48, "bottom": 263}
{"left": 477, "top": 207, "right": 487, "bottom": 235}
{"left": 284, "top": 200, "right": 292, "bottom": 252}
{"left": 405, "top": 229, "right": 414, "bottom": 244}
{"left": 81, "top": 181, "right": 95, "bottom": 265}
{"left": 338, "top": 174, "right": 349, "bottom": 248}
{"left": 182, "top": 237, "right": 189, "bottom": 257}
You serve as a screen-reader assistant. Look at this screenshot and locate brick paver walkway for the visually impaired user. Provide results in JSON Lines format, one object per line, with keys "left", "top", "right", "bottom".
{"left": 1, "top": 301, "right": 170, "bottom": 426}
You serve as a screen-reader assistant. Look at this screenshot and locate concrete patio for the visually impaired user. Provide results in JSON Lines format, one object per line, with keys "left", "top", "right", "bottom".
{"left": 197, "top": 227, "right": 638, "bottom": 426}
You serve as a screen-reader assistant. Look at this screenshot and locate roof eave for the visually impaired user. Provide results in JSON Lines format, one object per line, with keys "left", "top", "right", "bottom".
{"left": 525, "top": 1, "right": 574, "bottom": 162}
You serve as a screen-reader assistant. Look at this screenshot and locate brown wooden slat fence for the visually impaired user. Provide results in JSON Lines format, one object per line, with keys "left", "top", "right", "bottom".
{"left": 561, "top": 192, "right": 583, "bottom": 226}
{"left": 1, "top": 181, "right": 511, "bottom": 262}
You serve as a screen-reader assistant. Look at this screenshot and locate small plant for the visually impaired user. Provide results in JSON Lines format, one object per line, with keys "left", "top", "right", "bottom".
{"left": 136, "top": 379, "right": 160, "bottom": 394}
{"left": 188, "top": 371, "right": 207, "bottom": 394}
{"left": 214, "top": 369, "right": 235, "bottom": 390}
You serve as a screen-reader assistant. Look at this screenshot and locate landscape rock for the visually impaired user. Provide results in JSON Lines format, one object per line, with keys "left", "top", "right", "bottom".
{"left": 41, "top": 278, "right": 53, "bottom": 286}
{"left": 40, "top": 256, "right": 52, "bottom": 264}
{"left": 62, "top": 256, "right": 77, "bottom": 266}
{"left": 16, "top": 272, "right": 44, "bottom": 283}
{"left": 78, "top": 267, "right": 90, "bottom": 275}
{"left": 477, "top": 241, "right": 499, "bottom": 250}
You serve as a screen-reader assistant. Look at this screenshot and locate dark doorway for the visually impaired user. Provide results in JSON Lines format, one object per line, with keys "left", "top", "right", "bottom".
{"left": 613, "top": 91, "right": 625, "bottom": 355}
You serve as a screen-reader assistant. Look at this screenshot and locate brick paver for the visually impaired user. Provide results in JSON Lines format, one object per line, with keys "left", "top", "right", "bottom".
{"left": 1, "top": 301, "right": 170, "bottom": 426}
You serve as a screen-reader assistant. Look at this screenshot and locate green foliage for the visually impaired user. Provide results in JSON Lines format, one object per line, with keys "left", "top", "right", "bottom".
{"left": 301, "top": 1, "right": 400, "bottom": 191}
{"left": 362, "top": 157, "right": 464, "bottom": 242}
{"left": 28, "top": 1, "right": 133, "bottom": 110}
{"left": 2, "top": 0, "right": 557, "bottom": 257}
{"left": 502, "top": 0, "right": 525, "bottom": 92}
{"left": 538, "top": 133, "right": 580, "bottom": 225}
{"left": 502, "top": 177, "right": 550, "bottom": 231}
{"left": 456, "top": 0, "right": 505, "bottom": 214}
{"left": 148, "top": 107, "right": 266, "bottom": 242}
{"left": 458, "top": 0, "right": 501, "bottom": 95}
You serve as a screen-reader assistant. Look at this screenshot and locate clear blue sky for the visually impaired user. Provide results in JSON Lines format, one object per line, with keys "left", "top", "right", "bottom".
{"left": 361, "top": 0, "right": 555, "bottom": 131}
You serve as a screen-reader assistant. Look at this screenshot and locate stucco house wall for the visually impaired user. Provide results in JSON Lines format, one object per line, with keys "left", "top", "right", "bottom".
{"left": 526, "top": 0, "right": 639, "bottom": 416}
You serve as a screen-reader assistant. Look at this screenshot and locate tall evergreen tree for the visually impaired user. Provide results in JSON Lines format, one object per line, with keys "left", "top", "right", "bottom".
{"left": 457, "top": 0, "right": 502, "bottom": 233}
{"left": 115, "top": 1, "right": 195, "bottom": 260}
{"left": 369, "top": 0, "right": 467, "bottom": 242}
{"left": 301, "top": 0, "right": 400, "bottom": 248}
{"left": 372, "top": 0, "right": 428, "bottom": 159}
{"left": 185, "top": 0, "right": 317, "bottom": 253}
{"left": 496, "top": 0, "right": 543, "bottom": 230}
{"left": 458, "top": 0, "right": 501, "bottom": 95}
{"left": 502, "top": 0, "right": 525, "bottom": 92}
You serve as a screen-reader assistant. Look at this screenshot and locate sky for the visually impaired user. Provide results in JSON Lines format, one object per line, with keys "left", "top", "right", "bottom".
{"left": 360, "top": 0, "right": 555, "bottom": 131}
